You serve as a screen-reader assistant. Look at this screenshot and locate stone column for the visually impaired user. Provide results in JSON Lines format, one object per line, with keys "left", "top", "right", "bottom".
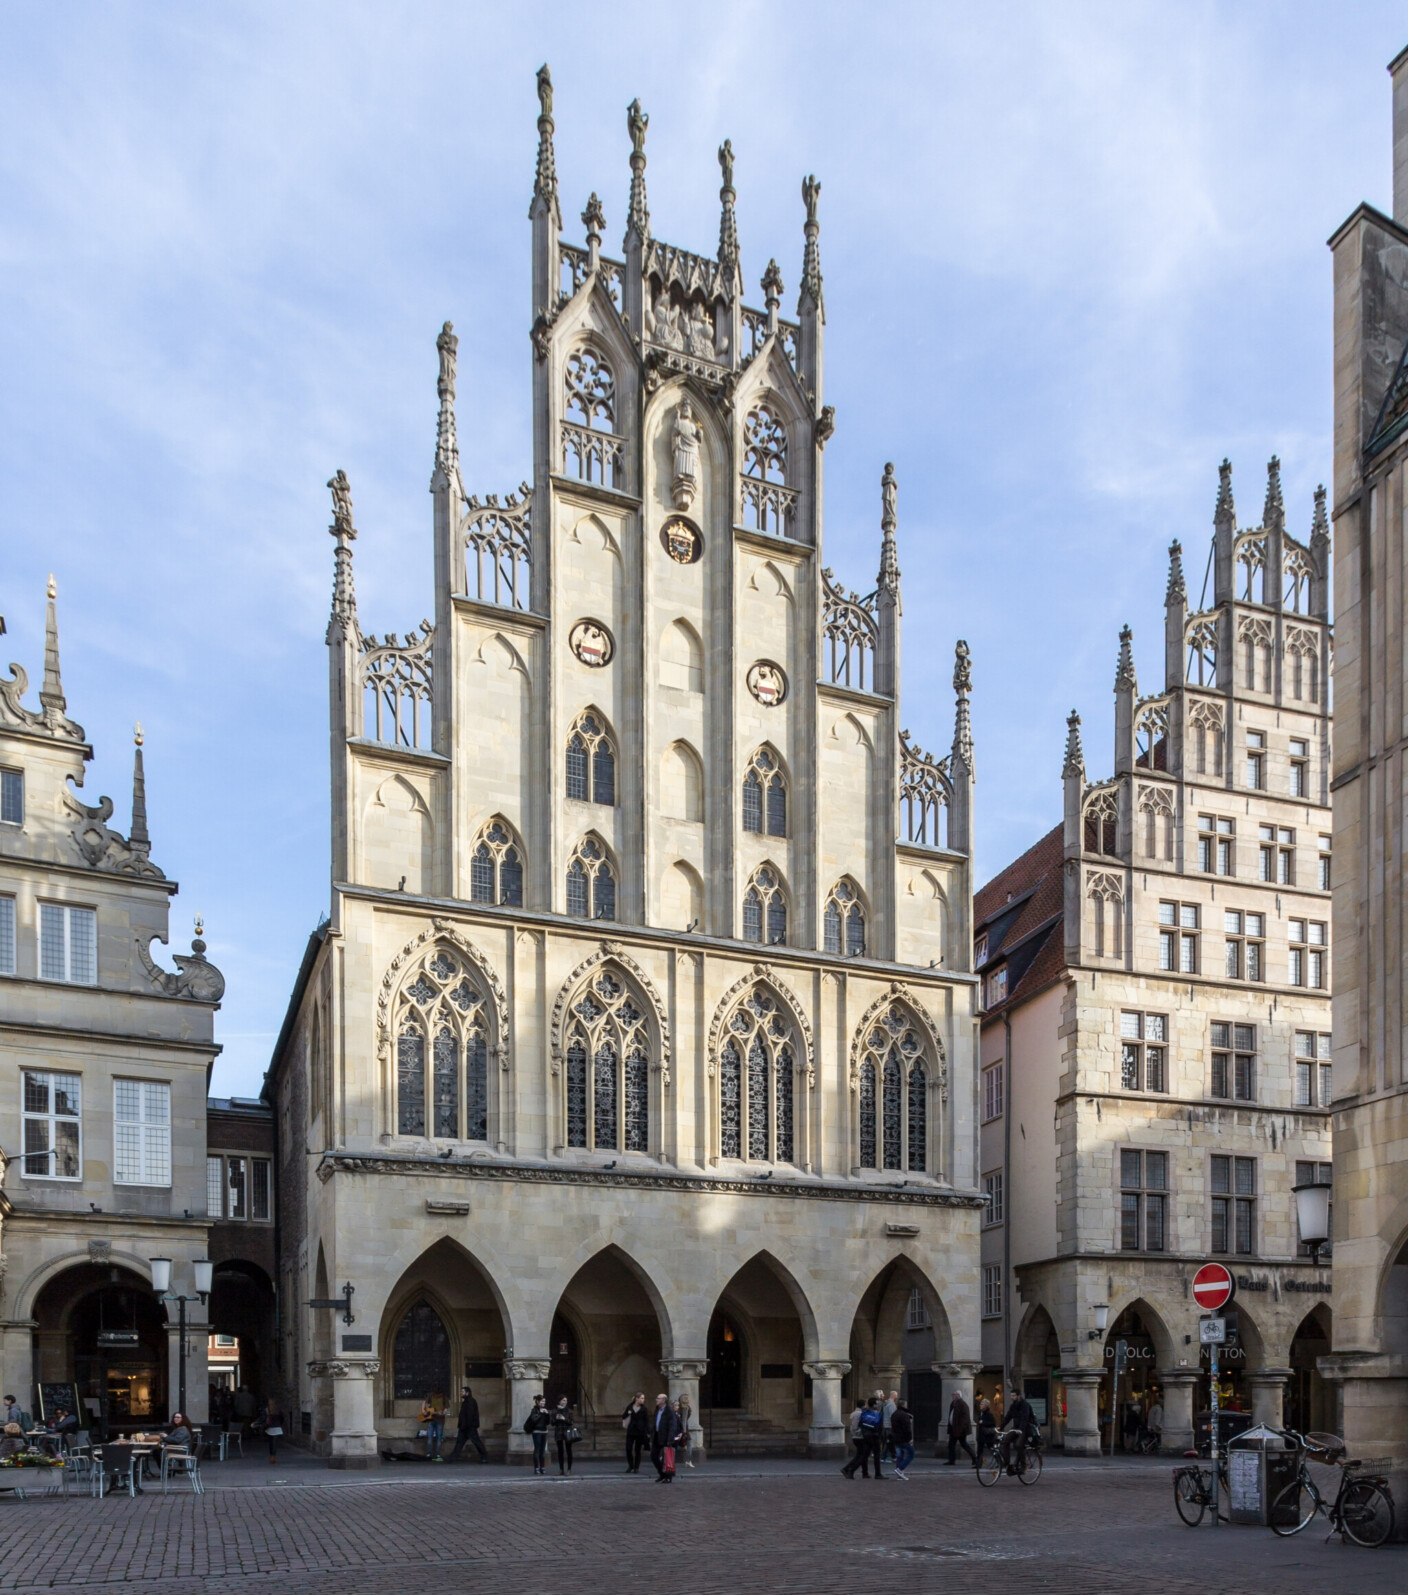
{"left": 505, "top": 1359, "right": 551, "bottom": 1465}
{"left": 1157, "top": 1369, "right": 1199, "bottom": 1455}
{"left": 662, "top": 1359, "right": 708, "bottom": 1464}
{"left": 803, "top": 1360, "right": 851, "bottom": 1459}
{"left": 1060, "top": 1369, "right": 1105, "bottom": 1457}
{"left": 935, "top": 1362, "right": 981, "bottom": 1458}
{"left": 1248, "top": 1368, "right": 1292, "bottom": 1430}
{"left": 309, "top": 1358, "right": 380, "bottom": 1469}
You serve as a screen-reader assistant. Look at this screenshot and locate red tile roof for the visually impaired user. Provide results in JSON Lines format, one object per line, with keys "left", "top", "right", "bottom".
{"left": 974, "top": 823, "right": 1067, "bottom": 1010}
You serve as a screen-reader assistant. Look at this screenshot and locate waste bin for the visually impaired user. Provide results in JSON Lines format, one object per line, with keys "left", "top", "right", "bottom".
{"left": 1225, "top": 1423, "right": 1299, "bottom": 1525}
{"left": 1194, "top": 1409, "right": 1253, "bottom": 1455}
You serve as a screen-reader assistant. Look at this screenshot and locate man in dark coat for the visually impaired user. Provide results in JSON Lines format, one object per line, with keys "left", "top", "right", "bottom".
{"left": 449, "top": 1387, "right": 487, "bottom": 1462}
{"left": 946, "top": 1389, "right": 976, "bottom": 1466}
{"left": 649, "top": 1393, "right": 679, "bottom": 1482}
{"left": 1000, "top": 1387, "right": 1035, "bottom": 1474}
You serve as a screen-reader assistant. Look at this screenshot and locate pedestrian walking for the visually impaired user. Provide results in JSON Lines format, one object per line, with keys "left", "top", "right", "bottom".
{"left": 882, "top": 1389, "right": 899, "bottom": 1461}
{"left": 975, "top": 1396, "right": 997, "bottom": 1471}
{"left": 622, "top": 1391, "right": 649, "bottom": 1473}
{"left": 658, "top": 1400, "right": 684, "bottom": 1483}
{"left": 649, "top": 1393, "right": 677, "bottom": 1482}
{"left": 856, "top": 1397, "right": 885, "bottom": 1479}
{"left": 524, "top": 1394, "right": 550, "bottom": 1474}
{"left": 449, "top": 1386, "right": 488, "bottom": 1462}
{"left": 551, "top": 1395, "right": 578, "bottom": 1475}
{"left": 1145, "top": 1394, "right": 1164, "bottom": 1452}
{"left": 262, "top": 1397, "right": 285, "bottom": 1463}
{"left": 840, "top": 1399, "right": 870, "bottom": 1479}
{"left": 418, "top": 1393, "right": 446, "bottom": 1460}
{"left": 1121, "top": 1397, "right": 1141, "bottom": 1454}
{"left": 945, "top": 1389, "right": 976, "bottom": 1466}
{"left": 890, "top": 1399, "right": 915, "bottom": 1480}
{"left": 678, "top": 1394, "right": 695, "bottom": 1468}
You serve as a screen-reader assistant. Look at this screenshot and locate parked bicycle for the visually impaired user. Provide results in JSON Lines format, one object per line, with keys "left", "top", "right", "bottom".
{"left": 1270, "top": 1430, "right": 1395, "bottom": 1548}
{"left": 1173, "top": 1458, "right": 1229, "bottom": 1526}
{"left": 976, "top": 1426, "right": 1043, "bottom": 1487}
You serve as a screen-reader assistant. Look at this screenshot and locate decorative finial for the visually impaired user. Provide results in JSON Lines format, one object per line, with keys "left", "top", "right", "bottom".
{"left": 799, "top": 175, "right": 823, "bottom": 314}
{"left": 878, "top": 463, "right": 900, "bottom": 594}
{"left": 1115, "top": 624, "right": 1137, "bottom": 690}
{"left": 761, "top": 258, "right": 783, "bottom": 323}
{"left": 435, "top": 322, "right": 459, "bottom": 478}
{"left": 130, "top": 725, "right": 150, "bottom": 852}
{"left": 1311, "top": 483, "right": 1329, "bottom": 545}
{"left": 1062, "top": 709, "right": 1085, "bottom": 777}
{"left": 39, "top": 572, "right": 66, "bottom": 722}
{"left": 134, "top": 721, "right": 144, "bottom": 747}
{"left": 1262, "top": 455, "right": 1284, "bottom": 531}
{"left": 194, "top": 913, "right": 204, "bottom": 938}
{"left": 533, "top": 64, "right": 557, "bottom": 206}
{"left": 46, "top": 573, "right": 57, "bottom": 600}
{"left": 626, "top": 98, "right": 650, "bottom": 241}
{"left": 582, "top": 192, "right": 605, "bottom": 244}
{"left": 952, "top": 641, "right": 973, "bottom": 767}
{"left": 326, "top": 470, "right": 359, "bottom": 638}
{"left": 1165, "top": 539, "right": 1186, "bottom": 605}
{"left": 1214, "top": 456, "right": 1236, "bottom": 530}
{"left": 192, "top": 914, "right": 206, "bottom": 955}
{"left": 717, "top": 140, "right": 739, "bottom": 274}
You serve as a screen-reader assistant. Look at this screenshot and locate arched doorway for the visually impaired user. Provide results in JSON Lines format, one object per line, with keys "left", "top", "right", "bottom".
{"left": 849, "top": 1258, "right": 950, "bottom": 1445}
{"left": 545, "top": 1312, "right": 579, "bottom": 1408}
{"left": 703, "top": 1311, "right": 744, "bottom": 1409}
{"left": 702, "top": 1253, "right": 813, "bottom": 1454}
{"left": 32, "top": 1263, "right": 168, "bottom": 1440}
{"left": 207, "top": 1260, "right": 275, "bottom": 1413}
{"left": 1102, "top": 1301, "right": 1171, "bottom": 1452}
{"left": 1286, "top": 1306, "right": 1332, "bottom": 1433}
{"left": 1015, "top": 1305, "right": 1061, "bottom": 1446}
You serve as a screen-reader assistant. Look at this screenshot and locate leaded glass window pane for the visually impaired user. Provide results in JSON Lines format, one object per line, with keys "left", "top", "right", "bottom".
{"left": 846, "top": 905, "right": 866, "bottom": 957}
{"left": 470, "top": 844, "right": 495, "bottom": 903}
{"left": 720, "top": 1041, "right": 742, "bottom": 1158}
{"left": 747, "top": 1038, "right": 769, "bottom": 1161}
{"left": 766, "top": 776, "right": 786, "bottom": 837}
{"left": 500, "top": 848, "right": 523, "bottom": 905}
{"left": 766, "top": 892, "right": 787, "bottom": 946}
{"left": 594, "top": 866, "right": 616, "bottom": 922}
{"left": 592, "top": 742, "right": 615, "bottom": 806}
{"left": 397, "top": 1031, "right": 425, "bottom": 1135}
{"left": 566, "top": 1041, "right": 588, "bottom": 1147}
{"left": 859, "top": 1061, "right": 877, "bottom": 1168}
{"left": 393, "top": 1301, "right": 450, "bottom": 1402}
{"left": 742, "top": 888, "right": 763, "bottom": 943}
{"left": 823, "top": 901, "right": 842, "bottom": 954}
{"left": 594, "top": 1042, "right": 618, "bottom": 1150}
{"left": 776, "top": 1044, "right": 794, "bottom": 1163}
{"left": 566, "top": 859, "right": 589, "bottom": 917}
{"left": 466, "top": 1031, "right": 488, "bottom": 1140}
{"left": 907, "top": 1063, "right": 926, "bottom": 1172}
{"left": 624, "top": 1045, "right": 648, "bottom": 1152}
{"left": 882, "top": 1053, "right": 903, "bottom": 1169}
{"left": 742, "top": 771, "right": 762, "bottom": 833}
{"left": 433, "top": 1027, "right": 458, "bottom": 1138}
{"left": 566, "top": 735, "right": 588, "bottom": 800}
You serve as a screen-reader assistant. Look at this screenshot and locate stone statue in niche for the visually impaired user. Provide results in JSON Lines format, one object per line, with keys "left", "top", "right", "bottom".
{"left": 671, "top": 399, "right": 701, "bottom": 511}
{"left": 684, "top": 301, "right": 714, "bottom": 359}
{"left": 652, "top": 289, "right": 682, "bottom": 350}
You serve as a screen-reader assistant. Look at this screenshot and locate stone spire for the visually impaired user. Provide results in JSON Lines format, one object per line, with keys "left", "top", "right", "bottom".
{"left": 1214, "top": 457, "right": 1236, "bottom": 533}
{"left": 130, "top": 722, "right": 150, "bottom": 854}
{"left": 625, "top": 98, "right": 650, "bottom": 243}
{"left": 435, "top": 321, "right": 459, "bottom": 480}
{"left": 878, "top": 463, "right": 900, "bottom": 594}
{"left": 533, "top": 64, "right": 558, "bottom": 209}
{"left": 799, "top": 175, "right": 824, "bottom": 316}
{"left": 326, "top": 470, "right": 359, "bottom": 642}
{"left": 582, "top": 192, "right": 604, "bottom": 271}
{"left": 1115, "top": 624, "right": 1136, "bottom": 689}
{"left": 762, "top": 258, "right": 783, "bottom": 334}
{"left": 1062, "top": 709, "right": 1085, "bottom": 777}
{"left": 39, "top": 574, "right": 66, "bottom": 724}
{"left": 1262, "top": 455, "right": 1284, "bottom": 532}
{"left": 952, "top": 640, "right": 973, "bottom": 768}
{"left": 717, "top": 140, "right": 739, "bottom": 275}
{"left": 1165, "top": 539, "right": 1186, "bottom": 605}
{"left": 1311, "top": 483, "right": 1329, "bottom": 546}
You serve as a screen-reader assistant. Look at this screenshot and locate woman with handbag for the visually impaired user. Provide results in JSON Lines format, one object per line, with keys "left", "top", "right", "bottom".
{"left": 524, "top": 1395, "right": 550, "bottom": 1475}
{"left": 622, "top": 1392, "right": 648, "bottom": 1473}
{"left": 550, "top": 1395, "right": 578, "bottom": 1476}
{"left": 659, "top": 1400, "right": 684, "bottom": 1484}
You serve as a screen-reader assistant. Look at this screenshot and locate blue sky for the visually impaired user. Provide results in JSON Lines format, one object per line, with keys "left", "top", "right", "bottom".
{"left": 1, "top": 3, "right": 1402, "bottom": 1096}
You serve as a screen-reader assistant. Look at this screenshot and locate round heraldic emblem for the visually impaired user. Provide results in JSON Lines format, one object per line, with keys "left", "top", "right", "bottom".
{"left": 569, "top": 619, "right": 614, "bottom": 669}
{"left": 746, "top": 661, "right": 787, "bottom": 707}
{"left": 660, "top": 516, "right": 703, "bottom": 565}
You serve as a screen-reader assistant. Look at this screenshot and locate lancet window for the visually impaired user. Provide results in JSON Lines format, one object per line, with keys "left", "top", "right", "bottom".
{"left": 898, "top": 730, "right": 950, "bottom": 848}
{"left": 566, "top": 837, "right": 616, "bottom": 921}
{"left": 1083, "top": 791, "right": 1118, "bottom": 857}
{"left": 822, "top": 568, "right": 878, "bottom": 690}
{"left": 742, "top": 865, "right": 788, "bottom": 945}
{"left": 1088, "top": 872, "right": 1125, "bottom": 959}
{"left": 469, "top": 820, "right": 524, "bottom": 907}
{"left": 857, "top": 1003, "right": 929, "bottom": 1174}
{"left": 1188, "top": 702, "right": 1224, "bottom": 776}
{"left": 1237, "top": 536, "right": 1266, "bottom": 604}
{"left": 566, "top": 712, "right": 616, "bottom": 805}
{"left": 460, "top": 488, "right": 532, "bottom": 610}
{"left": 1134, "top": 704, "right": 1169, "bottom": 771}
{"left": 394, "top": 946, "right": 491, "bottom": 1142}
{"left": 1284, "top": 546, "right": 1313, "bottom": 613}
{"left": 1239, "top": 616, "right": 1273, "bottom": 693}
{"left": 1186, "top": 620, "right": 1218, "bottom": 687}
{"left": 824, "top": 878, "right": 867, "bottom": 957}
{"left": 742, "top": 748, "right": 786, "bottom": 837}
{"left": 717, "top": 984, "right": 798, "bottom": 1164}
{"left": 1138, "top": 789, "right": 1175, "bottom": 863}
{"left": 1286, "top": 629, "right": 1319, "bottom": 703}
{"left": 361, "top": 626, "right": 433, "bottom": 749}
{"left": 563, "top": 967, "right": 650, "bottom": 1153}
{"left": 741, "top": 405, "right": 795, "bottom": 535}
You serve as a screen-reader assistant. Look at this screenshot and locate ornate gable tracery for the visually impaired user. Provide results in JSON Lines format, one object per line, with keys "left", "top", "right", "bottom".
{"left": 377, "top": 921, "right": 510, "bottom": 1073}
{"left": 707, "top": 964, "right": 815, "bottom": 1087}
{"left": 549, "top": 942, "right": 672, "bottom": 1086}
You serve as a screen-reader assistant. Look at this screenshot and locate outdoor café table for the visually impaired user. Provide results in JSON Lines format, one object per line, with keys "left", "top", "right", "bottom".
{"left": 24, "top": 1432, "right": 60, "bottom": 1457}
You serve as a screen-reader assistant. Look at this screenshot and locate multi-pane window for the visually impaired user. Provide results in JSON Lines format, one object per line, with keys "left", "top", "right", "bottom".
{"left": 982, "top": 1264, "right": 1003, "bottom": 1319}
{"left": 39, "top": 903, "right": 96, "bottom": 984}
{"left": 565, "top": 712, "right": 616, "bottom": 805}
{"left": 973, "top": 934, "right": 988, "bottom": 966}
{"left": 563, "top": 968, "right": 651, "bottom": 1155}
{"left": 982, "top": 1062, "right": 1004, "bottom": 1123}
{"left": 906, "top": 1287, "right": 931, "bottom": 1331}
{"left": 1245, "top": 729, "right": 1266, "bottom": 790}
{"left": 1198, "top": 815, "right": 1235, "bottom": 875}
{"left": 1211, "top": 1154, "right": 1256, "bottom": 1254}
{"left": 206, "top": 1155, "right": 223, "bottom": 1217}
{"left": 1288, "top": 920, "right": 1327, "bottom": 989}
{"left": 1209, "top": 1021, "right": 1257, "bottom": 1101}
{"left": 1289, "top": 739, "right": 1309, "bottom": 799}
{"left": 1295, "top": 1032, "right": 1332, "bottom": 1109}
{"left": 206, "top": 1153, "right": 274, "bottom": 1221}
{"left": 566, "top": 837, "right": 616, "bottom": 921}
{"left": 1223, "top": 911, "right": 1265, "bottom": 981}
{"left": 22, "top": 1071, "right": 81, "bottom": 1179}
{"left": 1120, "top": 1149, "right": 1168, "bottom": 1251}
{"left": 982, "top": 1169, "right": 1004, "bottom": 1226}
{"left": 742, "top": 866, "right": 787, "bottom": 945}
{"left": 0, "top": 895, "right": 14, "bottom": 976}
{"left": 0, "top": 768, "right": 22, "bottom": 826}
{"left": 718, "top": 984, "right": 798, "bottom": 1165}
{"left": 741, "top": 749, "right": 787, "bottom": 837}
{"left": 1120, "top": 1012, "right": 1167, "bottom": 1092}
{"left": 856, "top": 1004, "right": 928, "bottom": 1174}
{"left": 1295, "top": 1159, "right": 1333, "bottom": 1257}
{"left": 1158, "top": 902, "right": 1198, "bottom": 973}
{"left": 113, "top": 1080, "right": 171, "bottom": 1186}
{"left": 823, "top": 879, "right": 866, "bottom": 956}
{"left": 1318, "top": 835, "right": 1331, "bottom": 892}
{"left": 1259, "top": 825, "right": 1295, "bottom": 885}
{"left": 984, "top": 967, "right": 1008, "bottom": 1009}
{"left": 468, "top": 821, "right": 524, "bottom": 907}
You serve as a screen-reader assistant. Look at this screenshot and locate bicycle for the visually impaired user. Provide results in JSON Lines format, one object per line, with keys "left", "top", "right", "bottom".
{"left": 976, "top": 1428, "right": 1043, "bottom": 1487}
{"left": 1270, "top": 1431, "right": 1395, "bottom": 1548}
{"left": 1172, "top": 1458, "right": 1229, "bottom": 1526}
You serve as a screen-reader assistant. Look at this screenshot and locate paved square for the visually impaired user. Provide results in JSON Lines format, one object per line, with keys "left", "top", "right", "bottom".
{"left": 0, "top": 1454, "right": 1398, "bottom": 1594}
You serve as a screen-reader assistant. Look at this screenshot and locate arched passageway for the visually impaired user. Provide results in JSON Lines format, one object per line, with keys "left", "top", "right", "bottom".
{"left": 702, "top": 1254, "right": 812, "bottom": 1455}
{"left": 1101, "top": 1300, "right": 1171, "bottom": 1453}
{"left": 848, "top": 1258, "right": 951, "bottom": 1446}
{"left": 207, "top": 1260, "right": 275, "bottom": 1415}
{"left": 1286, "top": 1305, "right": 1332, "bottom": 1433}
{"left": 1014, "top": 1305, "right": 1061, "bottom": 1446}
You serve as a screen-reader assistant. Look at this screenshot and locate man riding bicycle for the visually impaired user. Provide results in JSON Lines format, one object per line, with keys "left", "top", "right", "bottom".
{"left": 999, "top": 1387, "right": 1036, "bottom": 1474}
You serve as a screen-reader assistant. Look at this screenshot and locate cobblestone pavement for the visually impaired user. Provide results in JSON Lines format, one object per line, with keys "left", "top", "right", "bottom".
{"left": 0, "top": 1452, "right": 1399, "bottom": 1593}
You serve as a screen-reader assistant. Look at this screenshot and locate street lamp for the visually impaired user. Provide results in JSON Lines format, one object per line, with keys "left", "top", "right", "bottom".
{"left": 1293, "top": 1175, "right": 1332, "bottom": 1266}
{"left": 149, "top": 1257, "right": 213, "bottom": 1420}
{"left": 1088, "top": 1302, "right": 1110, "bottom": 1341}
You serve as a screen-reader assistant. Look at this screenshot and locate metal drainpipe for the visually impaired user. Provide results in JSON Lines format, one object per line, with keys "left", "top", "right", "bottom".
{"left": 1002, "top": 1009, "right": 1013, "bottom": 1402}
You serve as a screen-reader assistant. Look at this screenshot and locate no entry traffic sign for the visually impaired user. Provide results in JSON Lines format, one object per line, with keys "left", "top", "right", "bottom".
{"left": 1192, "top": 1262, "right": 1236, "bottom": 1311}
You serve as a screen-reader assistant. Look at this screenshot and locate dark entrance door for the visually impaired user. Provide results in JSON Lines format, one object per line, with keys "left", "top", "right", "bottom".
{"left": 545, "top": 1313, "right": 579, "bottom": 1409}
{"left": 703, "top": 1311, "right": 743, "bottom": 1409}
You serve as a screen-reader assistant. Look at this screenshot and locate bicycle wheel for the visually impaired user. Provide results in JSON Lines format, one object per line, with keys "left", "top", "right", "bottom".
{"left": 1017, "top": 1448, "right": 1043, "bottom": 1485}
{"left": 1174, "top": 1469, "right": 1206, "bottom": 1527}
{"left": 1270, "top": 1476, "right": 1319, "bottom": 1536}
{"left": 976, "top": 1447, "right": 1002, "bottom": 1488}
{"left": 1340, "top": 1480, "right": 1395, "bottom": 1548}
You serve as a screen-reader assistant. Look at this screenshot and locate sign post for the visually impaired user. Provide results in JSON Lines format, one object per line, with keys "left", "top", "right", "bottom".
{"left": 1192, "top": 1264, "right": 1236, "bottom": 1527}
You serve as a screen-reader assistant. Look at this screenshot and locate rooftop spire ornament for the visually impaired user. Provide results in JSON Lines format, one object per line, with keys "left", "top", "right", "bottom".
{"left": 1214, "top": 456, "right": 1236, "bottom": 531}
{"left": 878, "top": 463, "right": 900, "bottom": 595}
{"left": 39, "top": 573, "right": 66, "bottom": 724}
{"left": 800, "top": 175, "right": 823, "bottom": 315}
{"left": 717, "top": 140, "right": 739, "bottom": 275}
{"left": 327, "top": 469, "right": 359, "bottom": 641}
{"left": 1115, "top": 624, "right": 1137, "bottom": 690}
{"left": 533, "top": 64, "right": 557, "bottom": 207}
{"left": 435, "top": 321, "right": 459, "bottom": 480}
{"left": 1262, "top": 455, "right": 1284, "bottom": 532}
{"left": 130, "top": 722, "right": 150, "bottom": 853}
{"left": 1165, "top": 539, "right": 1186, "bottom": 605}
{"left": 1062, "top": 709, "right": 1085, "bottom": 778}
{"left": 626, "top": 98, "right": 650, "bottom": 242}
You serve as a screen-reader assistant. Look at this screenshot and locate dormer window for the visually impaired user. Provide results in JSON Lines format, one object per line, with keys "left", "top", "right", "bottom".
{"left": 973, "top": 933, "right": 988, "bottom": 967}
{"left": 985, "top": 966, "right": 1008, "bottom": 1009}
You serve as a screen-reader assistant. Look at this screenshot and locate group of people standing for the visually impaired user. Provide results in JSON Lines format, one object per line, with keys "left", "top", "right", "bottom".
{"left": 619, "top": 1391, "right": 692, "bottom": 1482}
{"left": 840, "top": 1388, "right": 917, "bottom": 1480}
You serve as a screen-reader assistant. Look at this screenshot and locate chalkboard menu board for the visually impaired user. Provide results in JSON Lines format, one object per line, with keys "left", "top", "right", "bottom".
{"left": 35, "top": 1382, "right": 81, "bottom": 1422}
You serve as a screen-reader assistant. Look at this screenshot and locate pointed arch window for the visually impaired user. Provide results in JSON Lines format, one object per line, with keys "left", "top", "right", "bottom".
{"left": 566, "top": 711, "right": 616, "bottom": 805}
{"left": 563, "top": 348, "right": 615, "bottom": 431}
{"left": 393, "top": 1299, "right": 452, "bottom": 1401}
{"left": 742, "top": 865, "right": 788, "bottom": 945}
{"left": 717, "top": 983, "right": 797, "bottom": 1164}
{"left": 394, "top": 947, "right": 491, "bottom": 1141}
{"left": 1083, "top": 792, "right": 1118, "bottom": 857}
{"left": 469, "top": 819, "right": 524, "bottom": 907}
{"left": 566, "top": 836, "right": 616, "bottom": 921}
{"left": 857, "top": 1004, "right": 929, "bottom": 1174}
{"left": 741, "top": 405, "right": 794, "bottom": 535}
{"left": 563, "top": 968, "right": 650, "bottom": 1153}
{"left": 742, "top": 748, "right": 786, "bottom": 837}
{"left": 824, "top": 878, "right": 866, "bottom": 957}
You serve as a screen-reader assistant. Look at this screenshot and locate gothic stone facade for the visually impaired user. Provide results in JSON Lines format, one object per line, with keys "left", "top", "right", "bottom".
{"left": 976, "top": 493, "right": 1333, "bottom": 1455}
{"left": 267, "top": 71, "right": 980, "bottom": 1466}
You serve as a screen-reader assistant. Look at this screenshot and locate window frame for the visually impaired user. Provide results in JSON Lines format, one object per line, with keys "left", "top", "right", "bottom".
{"left": 1245, "top": 729, "right": 1266, "bottom": 791}
{"left": 981, "top": 1061, "right": 1005, "bottom": 1123}
{"left": 982, "top": 1168, "right": 1005, "bottom": 1227}
{"left": 1223, "top": 909, "right": 1265, "bottom": 983}
{"left": 1157, "top": 901, "right": 1199, "bottom": 974}
{"left": 1294, "top": 1032, "right": 1333, "bottom": 1110}
{"left": 112, "top": 1078, "right": 172, "bottom": 1188}
{"left": 38, "top": 902, "right": 97, "bottom": 985}
{"left": 1118, "top": 1147, "right": 1169, "bottom": 1253}
{"left": 1119, "top": 1011, "right": 1168, "bottom": 1093}
{"left": 1210, "top": 1152, "right": 1257, "bottom": 1256}
{"left": 981, "top": 1263, "right": 1003, "bottom": 1320}
{"left": 0, "top": 768, "right": 22, "bottom": 827}
{"left": 206, "top": 1150, "right": 274, "bottom": 1222}
{"left": 0, "top": 894, "right": 14, "bottom": 977}
{"left": 21, "top": 1069, "right": 82, "bottom": 1181}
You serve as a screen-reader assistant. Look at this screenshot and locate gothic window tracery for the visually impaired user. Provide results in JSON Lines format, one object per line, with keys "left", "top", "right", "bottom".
{"left": 1188, "top": 701, "right": 1224, "bottom": 776}
{"left": 717, "top": 983, "right": 797, "bottom": 1164}
{"left": 1284, "top": 546, "right": 1313, "bottom": 613}
{"left": 1238, "top": 616, "right": 1273, "bottom": 693}
{"left": 566, "top": 711, "right": 616, "bottom": 805}
{"left": 460, "top": 487, "right": 532, "bottom": 611}
{"left": 1134, "top": 704, "right": 1169, "bottom": 771}
{"left": 742, "top": 748, "right": 787, "bottom": 837}
{"left": 1083, "top": 790, "right": 1118, "bottom": 856}
{"left": 1237, "top": 535, "right": 1266, "bottom": 604}
{"left": 740, "top": 405, "right": 795, "bottom": 535}
{"left": 1285, "top": 628, "right": 1319, "bottom": 703}
{"left": 562, "top": 968, "right": 650, "bottom": 1153}
{"left": 821, "top": 568, "right": 878, "bottom": 690}
{"left": 1087, "top": 871, "right": 1125, "bottom": 959}
{"left": 469, "top": 819, "right": 524, "bottom": 907}
{"left": 562, "top": 347, "right": 624, "bottom": 487}
{"left": 742, "top": 865, "right": 788, "bottom": 945}
{"left": 857, "top": 1003, "right": 928, "bottom": 1174}
{"left": 1137, "top": 788, "right": 1175, "bottom": 862}
{"left": 361, "top": 626, "right": 433, "bottom": 749}
{"left": 566, "top": 836, "right": 616, "bottom": 921}
{"left": 824, "top": 878, "right": 867, "bottom": 957}
{"left": 394, "top": 945, "right": 491, "bottom": 1141}
{"left": 898, "top": 730, "right": 950, "bottom": 848}
{"left": 1186, "top": 620, "right": 1218, "bottom": 688}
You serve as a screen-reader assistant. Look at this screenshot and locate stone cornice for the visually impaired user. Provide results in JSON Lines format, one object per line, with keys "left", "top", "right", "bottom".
{"left": 0, "top": 1015, "right": 220, "bottom": 1057}
{"left": 314, "top": 1151, "right": 984, "bottom": 1209}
